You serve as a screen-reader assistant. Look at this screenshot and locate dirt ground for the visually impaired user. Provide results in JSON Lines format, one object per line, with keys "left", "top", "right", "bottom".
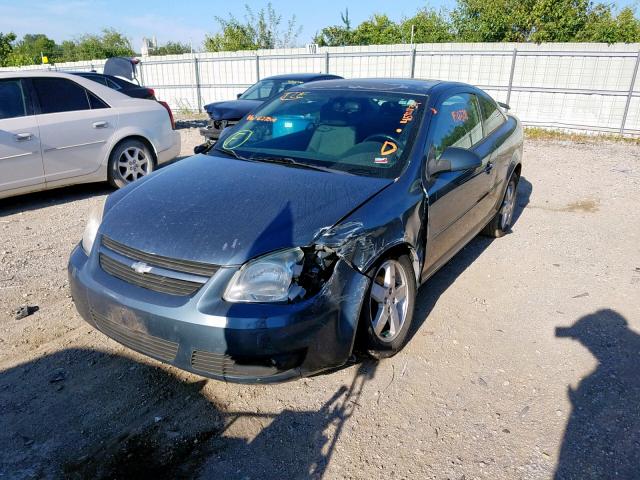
{"left": 1, "top": 124, "right": 639, "bottom": 480}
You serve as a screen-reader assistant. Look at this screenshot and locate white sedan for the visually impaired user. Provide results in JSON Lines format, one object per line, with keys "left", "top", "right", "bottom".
{"left": 0, "top": 71, "right": 180, "bottom": 200}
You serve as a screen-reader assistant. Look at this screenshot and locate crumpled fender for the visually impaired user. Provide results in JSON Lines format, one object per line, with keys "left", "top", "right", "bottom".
{"left": 312, "top": 178, "right": 426, "bottom": 282}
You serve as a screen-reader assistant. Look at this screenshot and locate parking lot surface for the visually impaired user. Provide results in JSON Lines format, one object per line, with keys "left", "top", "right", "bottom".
{"left": 1, "top": 125, "right": 639, "bottom": 479}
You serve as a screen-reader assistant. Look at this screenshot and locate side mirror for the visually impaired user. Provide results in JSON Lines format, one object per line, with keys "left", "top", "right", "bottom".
{"left": 237, "top": 93, "right": 242, "bottom": 99}
{"left": 431, "top": 147, "right": 482, "bottom": 175}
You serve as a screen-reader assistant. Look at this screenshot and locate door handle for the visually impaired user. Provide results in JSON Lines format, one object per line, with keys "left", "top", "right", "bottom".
{"left": 14, "top": 132, "right": 33, "bottom": 142}
{"left": 92, "top": 121, "right": 108, "bottom": 129}
{"left": 485, "top": 161, "right": 494, "bottom": 173}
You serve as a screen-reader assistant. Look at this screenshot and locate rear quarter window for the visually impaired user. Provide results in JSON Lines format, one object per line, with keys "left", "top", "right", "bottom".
{"left": 478, "top": 94, "right": 506, "bottom": 136}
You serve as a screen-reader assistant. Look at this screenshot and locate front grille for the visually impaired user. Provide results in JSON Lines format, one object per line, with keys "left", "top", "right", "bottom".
{"left": 91, "top": 309, "right": 178, "bottom": 362}
{"left": 100, "top": 253, "right": 202, "bottom": 296}
{"left": 99, "top": 236, "right": 218, "bottom": 296}
{"left": 191, "top": 350, "right": 240, "bottom": 377}
{"left": 102, "top": 236, "right": 218, "bottom": 277}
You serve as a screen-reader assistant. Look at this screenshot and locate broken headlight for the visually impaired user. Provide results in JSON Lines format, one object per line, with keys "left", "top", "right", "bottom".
{"left": 223, "top": 247, "right": 337, "bottom": 303}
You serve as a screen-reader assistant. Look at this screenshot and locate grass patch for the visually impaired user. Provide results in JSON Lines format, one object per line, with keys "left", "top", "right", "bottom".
{"left": 525, "top": 127, "right": 640, "bottom": 145}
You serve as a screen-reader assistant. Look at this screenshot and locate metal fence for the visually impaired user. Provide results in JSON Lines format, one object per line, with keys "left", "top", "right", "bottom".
{"left": 4, "top": 43, "right": 640, "bottom": 135}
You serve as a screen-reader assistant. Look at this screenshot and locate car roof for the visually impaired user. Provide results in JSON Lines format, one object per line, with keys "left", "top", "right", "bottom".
{"left": 0, "top": 70, "right": 145, "bottom": 105}
{"left": 293, "top": 78, "right": 469, "bottom": 95}
{"left": 262, "top": 73, "right": 342, "bottom": 81}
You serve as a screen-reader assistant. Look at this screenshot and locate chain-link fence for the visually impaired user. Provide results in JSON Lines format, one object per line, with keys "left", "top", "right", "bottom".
{"left": 3, "top": 43, "right": 640, "bottom": 135}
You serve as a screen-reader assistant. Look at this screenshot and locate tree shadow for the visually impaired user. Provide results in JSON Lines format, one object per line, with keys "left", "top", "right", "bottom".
{"left": 0, "top": 348, "right": 375, "bottom": 479}
{"left": 408, "top": 175, "right": 532, "bottom": 342}
{"left": 554, "top": 309, "right": 640, "bottom": 479}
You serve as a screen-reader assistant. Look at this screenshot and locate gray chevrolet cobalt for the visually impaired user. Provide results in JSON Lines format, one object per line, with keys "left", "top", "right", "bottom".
{"left": 69, "top": 79, "right": 523, "bottom": 383}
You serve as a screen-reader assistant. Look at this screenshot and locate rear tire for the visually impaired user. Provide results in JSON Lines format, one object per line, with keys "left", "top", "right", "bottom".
{"left": 108, "top": 139, "right": 155, "bottom": 189}
{"left": 483, "top": 173, "right": 518, "bottom": 238}
{"left": 362, "top": 254, "right": 416, "bottom": 359}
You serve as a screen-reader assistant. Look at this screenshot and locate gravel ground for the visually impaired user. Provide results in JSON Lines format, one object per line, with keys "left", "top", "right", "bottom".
{"left": 1, "top": 126, "right": 639, "bottom": 480}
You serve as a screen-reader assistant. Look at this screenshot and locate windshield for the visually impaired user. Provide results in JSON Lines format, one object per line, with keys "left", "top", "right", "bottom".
{"left": 213, "top": 89, "right": 426, "bottom": 178}
{"left": 239, "top": 78, "right": 304, "bottom": 101}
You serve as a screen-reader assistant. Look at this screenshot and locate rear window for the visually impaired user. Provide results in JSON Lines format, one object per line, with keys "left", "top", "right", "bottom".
{"left": 32, "top": 77, "right": 109, "bottom": 113}
{"left": 0, "top": 79, "right": 27, "bottom": 120}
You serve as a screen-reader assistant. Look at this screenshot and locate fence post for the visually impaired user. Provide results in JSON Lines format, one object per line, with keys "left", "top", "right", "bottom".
{"left": 255, "top": 54, "right": 260, "bottom": 81}
{"left": 620, "top": 49, "right": 640, "bottom": 135}
{"left": 506, "top": 48, "right": 517, "bottom": 107}
{"left": 138, "top": 61, "right": 145, "bottom": 85}
{"left": 409, "top": 47, "right": 417, "bottom": 79}
{"left": 325, "top": 51, "right": 330, "bottom": 74}
{"left": 193, "top": 57, "right": 202, "bottom": 113}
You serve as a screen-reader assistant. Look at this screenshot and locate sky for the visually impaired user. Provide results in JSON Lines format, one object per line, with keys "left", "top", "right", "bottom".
{"left": 0, "top": 0, "right": 638, "bottom": 52}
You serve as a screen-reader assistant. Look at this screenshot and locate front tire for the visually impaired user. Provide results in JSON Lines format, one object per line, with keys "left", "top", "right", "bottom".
{"left": 362, "top": 254, "right": 416, "bottom": 359}
{"left": 108, "top": 139, "right": 154, "bottom": 188}
{"left": 483, "top": 173, "right": 518, "bottom": 238}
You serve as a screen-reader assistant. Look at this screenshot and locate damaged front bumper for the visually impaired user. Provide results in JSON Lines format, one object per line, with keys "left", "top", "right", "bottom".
{"left": 199, "top": 119, "right": 238, "bottom": 142}
{"left": 68, "top": 245, "right": 370, "bottom": 383}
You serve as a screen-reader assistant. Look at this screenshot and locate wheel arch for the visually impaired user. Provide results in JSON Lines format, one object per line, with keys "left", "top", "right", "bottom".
{"left": 109, "top": 135, "right": 158, "bottom": 166}
{"left": 362, "top": 241, "right": 421, "bottom": 285}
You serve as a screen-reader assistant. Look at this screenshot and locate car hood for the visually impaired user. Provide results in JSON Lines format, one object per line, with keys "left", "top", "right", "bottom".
{"left": 203, "top": 100, "right": 262, "bottom": 120}
{"left": 100, "top": 154, "right": 393, "bottom": 266}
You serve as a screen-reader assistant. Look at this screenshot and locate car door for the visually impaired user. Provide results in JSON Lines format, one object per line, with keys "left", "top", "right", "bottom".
{"left": 422, "top": 92, "right": 493, "bottom": 276}
{"left": 30, "top": 77, "right": 116, "bottom": 182}
{"left": 0, "top": 78, "right": 45, "bottom": 194}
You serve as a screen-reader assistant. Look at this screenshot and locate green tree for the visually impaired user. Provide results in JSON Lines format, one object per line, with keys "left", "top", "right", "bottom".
{"left": 351, "top": 14, "right": 402, "bottom": 45}
{"left": 72, "top": 29, "right": 134, "bottom": 60}
{"left": 0, "top": 32, "right": 16, "bottom": 66}
{"left": 153, "top": 41, "right": 192, "bottom": 55}
{"left": 11, "top": 33, "right": 60, "bottom": 64}
{"left": 451, "top": 0, "right": 533, "bottom": 42}
{"left": 205, "top": 2, "right": 301, "bottom": 52}
{"left": 400, "top": 8, "right": 454, "bottom": 43}
{"left": 314, "top": 8, "right": 353, "bottom": 46}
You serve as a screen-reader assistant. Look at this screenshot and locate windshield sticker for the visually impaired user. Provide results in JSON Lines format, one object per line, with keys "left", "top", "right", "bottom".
{"left": 380, "top": 141, "right": 398, "bottom": 156}
{"left": 374, "top": 157, "right": 389, "bottom": 164}
{"left": 247, "top": 114, "right": 277, "bottom": 123}
{"left": 400, "top": 101, "right": 421, "bottom": 124}
{"left": 222, "top": 130, "right": 253, "bottom": 149}
{"left": 280, "top": 91, "right": 306, "bottom": 101}
{"left": 451, "top": 109, "right": 469, "bottom": 122}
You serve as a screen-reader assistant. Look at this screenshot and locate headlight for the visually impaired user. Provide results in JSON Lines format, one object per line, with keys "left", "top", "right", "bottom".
{"left": 81, "top": 198, "right": 106, "bottom": 255}
{"left": 224, "top": 248, "right": 304, "bottom": 303}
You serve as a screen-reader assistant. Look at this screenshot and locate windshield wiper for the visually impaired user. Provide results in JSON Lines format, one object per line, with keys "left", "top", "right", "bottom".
{"left": 214, "top": 146, "right": 248, "bottom": 161}
{"left": 248, "top": 155, "right": 343, "bottom": 174}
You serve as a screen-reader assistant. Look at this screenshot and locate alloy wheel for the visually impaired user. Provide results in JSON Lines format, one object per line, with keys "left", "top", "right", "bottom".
{"left": 500, "top": 181, "right": 516, "bottom": 230}
{"left": 369, "top": 259, "right": 410, "bottom": 342}
{"left": 117, "top": 146, "right": 150, "bottom": 183}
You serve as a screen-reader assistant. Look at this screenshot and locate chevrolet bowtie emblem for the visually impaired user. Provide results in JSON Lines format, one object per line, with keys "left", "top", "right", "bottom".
{"left": 132, "top": 261, "right": 152, "bottom": 274}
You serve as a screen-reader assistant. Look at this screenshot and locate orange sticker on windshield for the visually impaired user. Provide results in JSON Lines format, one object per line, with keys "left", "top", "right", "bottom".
{"left": 280, "top": 91, "right": 306, "bottom": 101}
{"left": 247, "top": 114, "right": 277, "bottom": 123}
{"left": 400, "top": 102, "right": 420, "bottom": 124}
{"left": 380, "top": 141, "right": 398, "bottom": 156}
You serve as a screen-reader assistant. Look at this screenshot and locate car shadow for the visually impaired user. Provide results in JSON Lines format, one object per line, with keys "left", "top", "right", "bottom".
{"left": 554, "top": 309, "right": 640, "bottom": 479}
{"left": 408, "top": 175, "right": 532, "bottom": 343}
{"left": 0, "top": 183, "right": 112, "bottom": 217}
{"left": 0, "top": 348, "right": 377, "bottom": 480}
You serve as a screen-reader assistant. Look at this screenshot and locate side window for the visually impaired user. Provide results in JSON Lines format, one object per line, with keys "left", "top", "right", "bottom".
{"left": 87, "top": 91, "right": 109, "bottom": 109}
{"left": 478, "top": 93, "right": 506, "bottom": 136}
{"left": 32, "top": 78, "right": 90, "bottom": 114}
{"left": 106, "top": 78, "right": 122, "bottom": 90}
{"left": 242, "top": 80, "right": 276, "bottom": 100}
{"left": 0, "top": 79, "right": 28, "bottom": 120}
{"left": 430, "top": 93, "right": 483, "bottom": 160}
